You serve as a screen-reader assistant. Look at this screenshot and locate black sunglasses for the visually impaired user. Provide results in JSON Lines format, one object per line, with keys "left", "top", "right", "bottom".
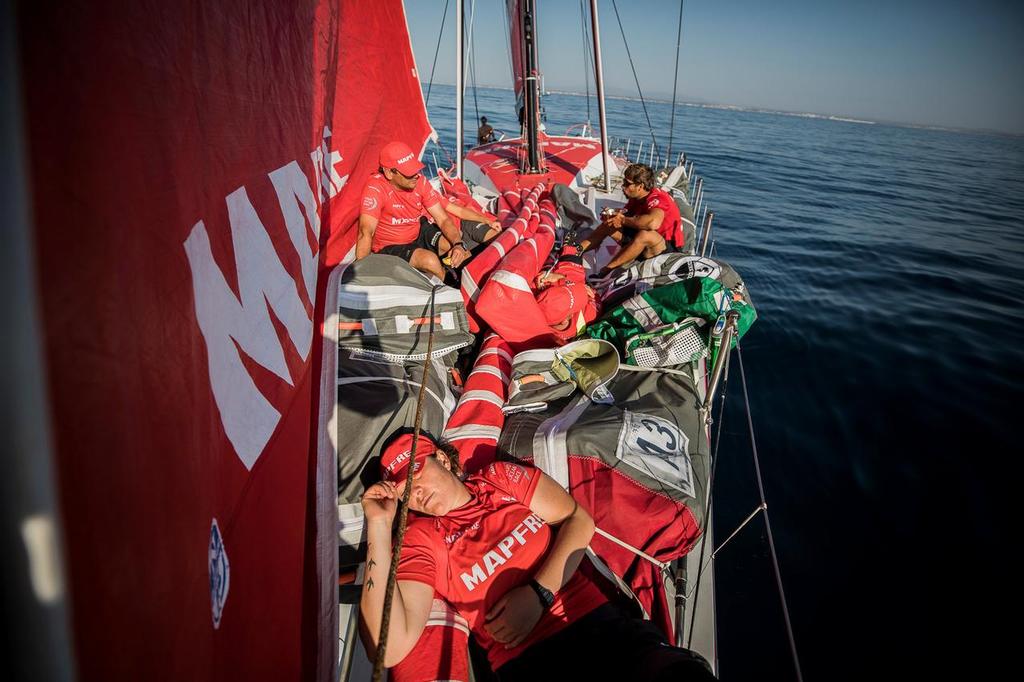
{"left": 391, "top": 167, "right": 420, "bottom": 180}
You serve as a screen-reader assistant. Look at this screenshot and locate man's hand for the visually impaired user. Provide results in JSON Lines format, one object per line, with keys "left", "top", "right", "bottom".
{"left": 483, "top": 584, "right": 545, "bottom": 649}
{"left": 448, "top": 244, "right": 470, "bottom": 268}
{"left": 607, "top": 212, "right": 626, "bottom": 229}
{"left": 488, "top": 219, "right": 502, "bottom": 231}
{"left": 536, "top": 271, "right": 565, "bottom": 288}
{"left": 360, "top": 480, "right": 405, "bottom": 527}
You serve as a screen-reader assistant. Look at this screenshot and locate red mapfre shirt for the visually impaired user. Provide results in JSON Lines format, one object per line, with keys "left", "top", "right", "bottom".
{"left": 625, "top": 186, "right": 684, "bottom": 248}
{"left": 396, "top": 461, "right": 608, "bottom": 670}
{"left": 360, "top": 172, "right": 442, "bottom": 251}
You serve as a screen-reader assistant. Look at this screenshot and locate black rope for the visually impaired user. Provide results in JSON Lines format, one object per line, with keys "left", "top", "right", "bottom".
{"left": 425, "top": 0, "right": 451, "bottom": 107}
{"left": 610, "top": 0, "right": 659, "bottom": 160}
{"left": 736, "top": 345, "right": 805, "bottom": 682}
{"left": 667, "top": 0, "right": 685, "bottom": 165}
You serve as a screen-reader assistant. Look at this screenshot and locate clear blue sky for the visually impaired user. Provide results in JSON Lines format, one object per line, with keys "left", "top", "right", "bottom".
{"left": 405, "top": 0, "right": 1024, "bottom": 134}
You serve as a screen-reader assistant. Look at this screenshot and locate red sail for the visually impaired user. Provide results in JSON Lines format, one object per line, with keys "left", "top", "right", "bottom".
{"left": 16, "top": 0, "right": 431, "bottom": 679}
{"left": 507, "top": 0, "right": 526, "bottom": 105}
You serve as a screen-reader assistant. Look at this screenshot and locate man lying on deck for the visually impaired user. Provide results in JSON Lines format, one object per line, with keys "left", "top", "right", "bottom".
{"left": 356, "top": 141, "right": 470, "bottom": 280}
{"left": 359, "top": 432, "right": 718, "bottom": 682}
{"left": 580, "top": 163, "right": 684, "bottom": 277}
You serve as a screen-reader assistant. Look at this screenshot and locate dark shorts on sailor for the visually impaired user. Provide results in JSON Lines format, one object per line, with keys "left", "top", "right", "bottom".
{"left": 493, "top": 601, "right": 716, "bottom": 682}
{"left": 377, "top": 217, "right": 443, "bottom": 262}
{"left": 621, "top": 227, "right": 677, "bottom": 253}
{"left": 460, "top": 219, "right": 494, "bottom": 250}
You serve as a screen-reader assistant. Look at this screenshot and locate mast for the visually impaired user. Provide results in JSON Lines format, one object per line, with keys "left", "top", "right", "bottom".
{"left": 522, "top": 0, "right": 544, "bottom": 173}
{"left": 456, "top": 0, "right": 464, "bottom": 177}
{"left": 589, "top": 0, "right": 611, "bottom": 191}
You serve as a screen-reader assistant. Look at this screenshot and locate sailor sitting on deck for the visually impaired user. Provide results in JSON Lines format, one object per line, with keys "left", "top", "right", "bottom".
{"left": 356, "top": 141, "right": 471, "bottom": 280}
{"left": 478, "top": 116, "right": 496, "bottom": 144}
{"left": 360, "top": 433, "right": 717, "bottom": 682}
{"left": 580, "top": 163, "right": 684, "bottom": 276}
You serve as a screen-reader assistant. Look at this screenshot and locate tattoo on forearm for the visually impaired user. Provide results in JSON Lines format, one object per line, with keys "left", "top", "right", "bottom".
{"left": 366, "top": 577, "right": 375, "bottom": 591}
{"left": 368, "top": 558, "right": 377, "bottom": 572}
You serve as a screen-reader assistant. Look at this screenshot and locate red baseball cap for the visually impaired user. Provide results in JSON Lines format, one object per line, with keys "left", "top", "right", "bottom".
{"left": 537, "top": 283, "right": 585, "bottom": 326}
{"left": 379, "top": 141, "right": 425, "bottom": 177}
{"left": 380, "top": 433, "right": 437, "bottom": 482}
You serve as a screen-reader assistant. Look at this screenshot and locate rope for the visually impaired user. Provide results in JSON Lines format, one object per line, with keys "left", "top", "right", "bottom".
{"left": 667, "top": 0, "right": 685, "bottom": 164}
{"left": 737, "top": 345, "right": 805, "bottom": 682}
{"left": 424, "top": 0, "right": 450, "bottom": 107}
{"left": 610, "top": 0, "right": 659, "bottom": 159}
{"left": 371, "top": 286, "right": 442, "bottom": 681}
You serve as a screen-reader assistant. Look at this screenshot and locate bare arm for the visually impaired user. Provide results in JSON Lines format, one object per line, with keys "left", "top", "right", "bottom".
{"left": 358, "top": 481, "right": 435, "bottom": 667}
{"left": 356, "top": 213, "right": 378, "bottom": 260}
{"left": 621, "top": 207, "right": 665, "bottom": 232}
{"left": 527, "top": 473, "right": 595, "bottom": 592}
{"left": 484, "top": 472, "right": 594, "bottom": 648}
{"left": 446, "top": 201, "right": 500, "bottom": 229}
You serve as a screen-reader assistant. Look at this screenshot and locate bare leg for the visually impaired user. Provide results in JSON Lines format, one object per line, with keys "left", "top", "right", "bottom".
{"left": 409, "top": 247, "right": 445, "bottom": 280}
{"left": 579, "top": 222, "right": 621, "bottom": 253}
{"left": 605, "top": 230, "right": 665, "bottom": 270}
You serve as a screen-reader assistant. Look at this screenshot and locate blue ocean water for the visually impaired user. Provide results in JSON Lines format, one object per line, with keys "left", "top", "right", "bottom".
{"left": 425, "top": 84, "right": 1024, "bottom": 680}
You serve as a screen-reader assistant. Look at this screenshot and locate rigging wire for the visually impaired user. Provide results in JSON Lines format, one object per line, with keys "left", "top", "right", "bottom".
{"left": 609, "top": 0, "right": 660, "bottom": 160}
{"left": 736, "top": 345, "right": 805, "bottom": 682}
{"left": 465, "top": 0, "right": 481, "bottom": 134}
{"left": 425, "top": 0, "right": 451, "bottom": 107}
{"left": 579, "top": 0, "right": 592, "bottom": 124}
{"left": 497, "top": 0, "right": 516, "bottom": 109}
{"left": 667, "top": 0, "right": 685, "bottom": 164}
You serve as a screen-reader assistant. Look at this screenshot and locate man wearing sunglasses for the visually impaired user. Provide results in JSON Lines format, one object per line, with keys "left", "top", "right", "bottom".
{"left": 579, "top": 163, "right": 683, "bottom": 276}
{"left": 356, "top": 141, "right": 470, "bottom": 280}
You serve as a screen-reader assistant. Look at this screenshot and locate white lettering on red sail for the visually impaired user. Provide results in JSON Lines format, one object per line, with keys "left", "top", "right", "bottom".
{"left": 184, "top": 132, "right": 348, "bottom": 470}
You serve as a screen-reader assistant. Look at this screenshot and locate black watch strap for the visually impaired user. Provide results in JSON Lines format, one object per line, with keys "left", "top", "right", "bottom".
{"left": 528, "top": 579, "right": 555, "bottom": 609}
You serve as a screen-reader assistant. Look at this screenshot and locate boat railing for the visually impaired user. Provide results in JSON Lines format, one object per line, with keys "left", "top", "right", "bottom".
{"left": 701, "top": 310, "right": 741, "bottom": 418}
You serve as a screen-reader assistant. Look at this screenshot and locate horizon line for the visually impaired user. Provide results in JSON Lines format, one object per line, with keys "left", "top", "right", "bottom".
{"left": 423, "top": 82, "right": 1022, "bottom": 138}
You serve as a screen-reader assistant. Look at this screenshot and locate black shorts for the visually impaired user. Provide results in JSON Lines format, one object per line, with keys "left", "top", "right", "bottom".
{"left": 494, "top": 601, "right": 715, "bottom": 682}
{"left": 460, "top": 218, "right": 494, "bottom": 250}
{"left": 377, "top": 218, "right": 443, "bottom": 262}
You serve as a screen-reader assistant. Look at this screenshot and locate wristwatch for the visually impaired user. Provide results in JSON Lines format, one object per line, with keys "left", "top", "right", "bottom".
{"left": 528, "top": 579, "right": 555, "bottom": 609}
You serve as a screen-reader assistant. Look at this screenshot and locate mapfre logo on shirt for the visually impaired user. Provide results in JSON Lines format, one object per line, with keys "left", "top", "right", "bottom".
{"left": 362, "top": 195, "right": 378, "bottom": 211}
{"left": 460, "top": 513, "right": 545, "bottom": 592}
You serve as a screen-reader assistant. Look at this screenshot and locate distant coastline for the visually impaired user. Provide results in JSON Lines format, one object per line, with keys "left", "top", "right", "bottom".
{"left": 424, "top": 82, "right": 1020, "bottom": 138}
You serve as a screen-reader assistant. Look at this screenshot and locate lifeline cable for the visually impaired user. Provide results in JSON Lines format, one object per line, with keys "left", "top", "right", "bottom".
{"left": 736, "top": 345, "right": 805, "bottom": 682}
{"left": 371, "top": 285, "right": 442, "bottom": 682}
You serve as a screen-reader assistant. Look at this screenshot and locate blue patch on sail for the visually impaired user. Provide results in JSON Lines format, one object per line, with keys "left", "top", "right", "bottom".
{"left": 208, "top": 518, "right": 230, "bottom": 629}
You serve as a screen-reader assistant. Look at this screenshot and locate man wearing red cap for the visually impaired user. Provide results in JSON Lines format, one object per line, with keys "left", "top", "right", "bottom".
{"left": 535, "top": 245, "right": 599, "bottom": 343}
{"left": 359, "top": 432, "right": 718, "bottom": 680}
{"left": 356, "top": 141, "right": 471, "bottom": 279}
